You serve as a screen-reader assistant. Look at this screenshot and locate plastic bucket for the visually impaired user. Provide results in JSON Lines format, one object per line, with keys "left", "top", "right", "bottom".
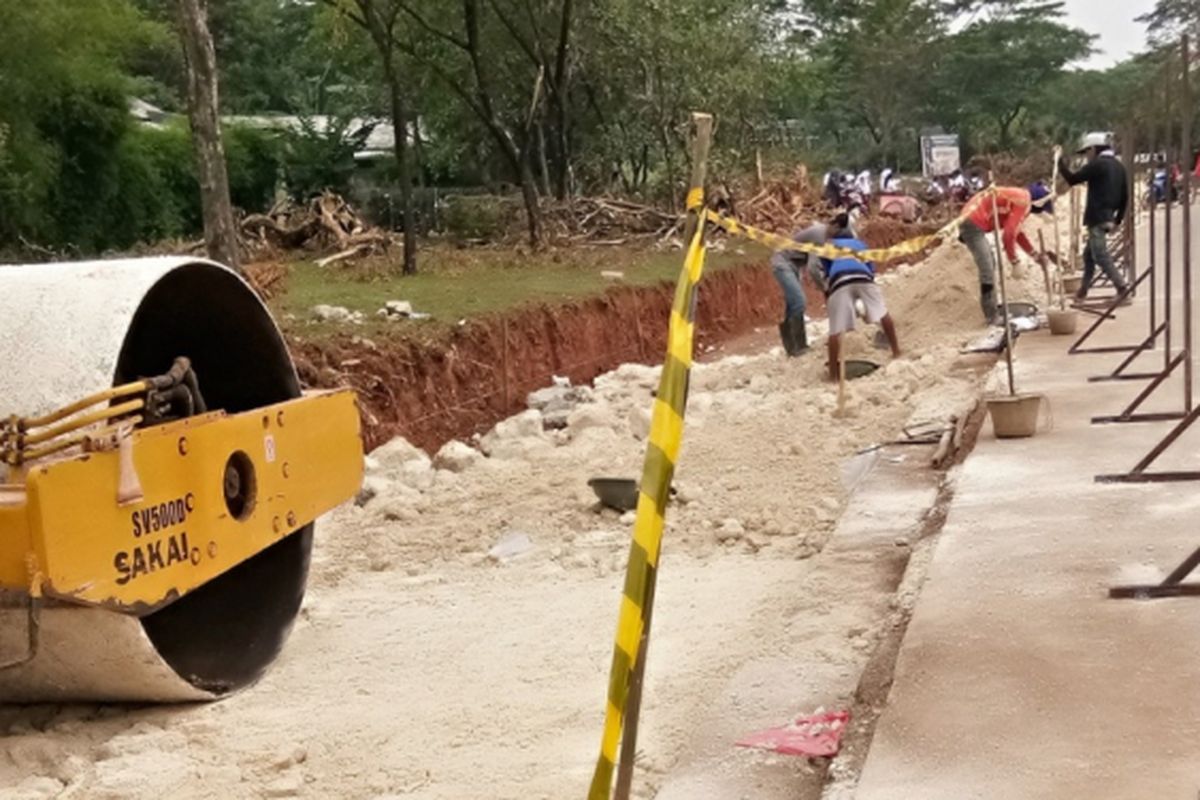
{"left": 1047, "top": 309, "right": 1079, "bottom": 335}
{"left": 987, "top": 394, "right": 1043, "bottom": 438}
{"left": 1062, "top": 275, "right": 1083, "bottom": 295}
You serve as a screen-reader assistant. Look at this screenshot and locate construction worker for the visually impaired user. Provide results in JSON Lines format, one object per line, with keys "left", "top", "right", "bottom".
{"left": 959, "top": 184, "right": 1052, "bottom": 324}
{"left": 770, "top": 213, "right": 854, "bottom": 356}
{"left": 1058, "top": 133, "right": 1130, "bottom": 299}
{"left": 820, "top": 237, "right": 901, "bottom": 381}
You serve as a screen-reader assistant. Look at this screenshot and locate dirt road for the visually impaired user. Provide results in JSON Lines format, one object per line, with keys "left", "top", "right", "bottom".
{"left": 0, "top": 232, "right": 1040, "bottom": 799}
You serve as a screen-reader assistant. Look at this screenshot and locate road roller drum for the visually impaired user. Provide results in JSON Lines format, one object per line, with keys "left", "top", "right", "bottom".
{"left": 0, "top": 257, "right": 363, "bottom": 702}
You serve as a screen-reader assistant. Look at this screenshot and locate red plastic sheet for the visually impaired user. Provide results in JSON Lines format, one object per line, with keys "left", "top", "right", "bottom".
{"left": 735, "top": 710, "right": 851, "bottom": 758}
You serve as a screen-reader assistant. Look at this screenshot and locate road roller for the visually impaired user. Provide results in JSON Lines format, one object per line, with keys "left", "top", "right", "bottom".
{"left": 0, "top": 257, "right": 363, "bottom": 701}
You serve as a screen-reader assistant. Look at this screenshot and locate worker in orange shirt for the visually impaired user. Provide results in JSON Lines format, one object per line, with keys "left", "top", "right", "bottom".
{"left": 958, "top": 183, "right": 1052, "bottom": 324}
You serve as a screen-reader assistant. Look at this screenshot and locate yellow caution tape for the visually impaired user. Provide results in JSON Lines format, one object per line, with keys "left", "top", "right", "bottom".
{"left": 587, "top": 219, "right": 708, "bottom": 800}
{"left": 585, "top": 186, "right": 1017, "bottom": 800}
{"left": 705, "top": 208, "right": 966, "bottom": 264}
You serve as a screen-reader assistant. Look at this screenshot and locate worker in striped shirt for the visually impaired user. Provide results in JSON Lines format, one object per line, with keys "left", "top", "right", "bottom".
{"left": 959, "top": 183, "right": 1052, "bottom": 325}
{"left": 819, "top": 238, "right": 901, "bottom": 382}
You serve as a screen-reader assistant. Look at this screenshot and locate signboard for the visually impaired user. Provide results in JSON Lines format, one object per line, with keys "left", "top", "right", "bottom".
{"left": 921, "top": 134, "right": 961, "bottom": 178}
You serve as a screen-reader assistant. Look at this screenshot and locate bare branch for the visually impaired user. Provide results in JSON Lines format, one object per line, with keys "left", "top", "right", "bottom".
{"left": 317, "top": 0, "right": 368, "bottom": 30}
{"left": 393, "top": 0, "right": 470, "bottom": 51}
{"left": 485, "top": 0, "right": 542, "bottom": 67}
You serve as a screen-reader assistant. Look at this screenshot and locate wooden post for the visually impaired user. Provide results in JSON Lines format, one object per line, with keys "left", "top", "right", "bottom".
{"left": 989, "top": 177, "right": 1017, "bottom": 395}
{"left": 1037, "top": 230, "right": 1053, "bottom": 310}
{"left": 1051, "top": 146, "right": 1066, "bottom": 309}
{"left": 1181, "top": 34, "right": 1193, "bottom": 412}
{"left": 613, "top": 112, "right": 713, "bottom": 800}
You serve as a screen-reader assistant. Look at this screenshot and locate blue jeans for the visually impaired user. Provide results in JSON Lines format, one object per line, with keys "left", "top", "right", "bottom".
{"left": 1082, "top": 224, "right": 1127, "bottom": 293}
{"left": 771, "top": 253, "right": 807, "bottom": 320}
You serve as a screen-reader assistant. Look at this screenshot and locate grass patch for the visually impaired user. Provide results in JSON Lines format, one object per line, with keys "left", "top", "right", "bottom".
{"left": 273, "top": 242, "right": 766, "bottom": 340}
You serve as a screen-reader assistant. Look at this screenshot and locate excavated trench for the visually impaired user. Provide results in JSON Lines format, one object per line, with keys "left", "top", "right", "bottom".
{"left": 293, "top": 263, "right": 792, "bottom": 452}
{"left": 292, "top": 220, "right": 939, "bottom": 453}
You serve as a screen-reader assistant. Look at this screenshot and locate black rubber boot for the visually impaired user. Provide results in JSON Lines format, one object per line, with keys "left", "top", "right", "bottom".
{"left": 980, "top": 285, "right": 998, "bottom": 325}
{"left": 779, "top": 315, "right": 809, "bottom": 356}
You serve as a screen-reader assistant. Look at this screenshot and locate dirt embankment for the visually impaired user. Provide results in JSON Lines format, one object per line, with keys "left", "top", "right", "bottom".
{"left": 293, "top": 262, "right": 798, "bottom": 452}
{"left": 292, "top": 217, "right": 943, "bottom": 454}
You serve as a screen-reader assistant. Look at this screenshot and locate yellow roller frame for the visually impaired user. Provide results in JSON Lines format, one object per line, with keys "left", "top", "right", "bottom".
{"left": 0, "top": 390, "right": 362, "bottom": 614}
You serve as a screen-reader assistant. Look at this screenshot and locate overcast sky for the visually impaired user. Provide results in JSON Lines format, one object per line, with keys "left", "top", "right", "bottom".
{"left": 1062, "top": 0, "right": 1158, "bottom": 68}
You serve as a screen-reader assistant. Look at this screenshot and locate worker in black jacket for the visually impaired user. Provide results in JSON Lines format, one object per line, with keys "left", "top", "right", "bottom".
{"left": 1058, "top": 133, "right": 1130, "bottom": 300}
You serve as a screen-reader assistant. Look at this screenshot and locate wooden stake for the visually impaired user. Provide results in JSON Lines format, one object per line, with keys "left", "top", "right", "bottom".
{"left": 613, "top": 111, "right": 713, "bottom": 800}
{"left": 1051, "top": 146, "right": 1066, "bottom": 309}
{"left": 837, "top": 345, "right": 847, "bottom": 417}
{"left": 1037, "top": 230, "right": 1053, "bottom": 310}
{"left": 988, "top": 176, "right": 1018, "bottom": 396}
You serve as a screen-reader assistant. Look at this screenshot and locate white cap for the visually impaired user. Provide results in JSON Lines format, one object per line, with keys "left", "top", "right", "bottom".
{"left": 1077, "top": 132, "right": 1112, "bottom": 153}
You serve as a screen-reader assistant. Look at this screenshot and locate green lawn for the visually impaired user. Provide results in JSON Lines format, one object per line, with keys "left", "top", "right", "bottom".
{"left": 273, "top": 243, "right": 765, "bottom": 340}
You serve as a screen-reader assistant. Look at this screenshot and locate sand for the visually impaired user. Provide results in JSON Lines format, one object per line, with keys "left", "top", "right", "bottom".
{"left": 0, "top": 235, "right": 1013, "bottom": 799}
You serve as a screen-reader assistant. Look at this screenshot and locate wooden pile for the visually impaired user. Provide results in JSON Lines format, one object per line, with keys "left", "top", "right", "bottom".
{"left": 240, "top": 191, "right": 392, "bottom": 265}
{"left": 541, "top": 197, "right": 679, "bottom": 245}
{"left": 723, "top": 169, "right": 827, "bottom": 232}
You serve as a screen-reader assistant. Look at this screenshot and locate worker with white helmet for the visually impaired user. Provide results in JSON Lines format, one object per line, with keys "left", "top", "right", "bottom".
{"left": 1058, "top": 132, "right": 1130, "bottom": 299}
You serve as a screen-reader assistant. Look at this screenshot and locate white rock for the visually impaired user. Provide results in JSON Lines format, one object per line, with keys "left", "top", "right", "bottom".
{"left": 400, "top": 458, "right": 435, "bottom": 491}
{"left": 480, "top": 410, "right": 546, "bottom": 455}
{"left": 355, "top": 475, "right": 396, "bottom": 507}
{"left": 311, "top": 303, "right": 355, "bottom": 322}
{"left": 385, "top": 299, "right": 414, "bottom": 316}
{"left": 570, "top": 426, "right": 621, "bottom": 450}
{"left": 627, "top": 406, "right": 652, "bottom": 440}
{"left": 488, "top": 531, "right": 535, "bottom": 563}
{"left": 486, "top": 437, "right": 553, "bottom": 462}
{"left": 674, "top": 481, "right": 700, "bottom": 505}
{"left": 528, "top": 384, "right": 574, "bottom": 411}
{"left": 567, "top": 403, "right": 618, "bottom": 433}
{"left": 433, "top": 440, "right": 482, "bottom": 472}
{"left": 372, "top": 437, "right": 431, "bottom": 472}
{"left": 716, "top": 518, "right": 745, "bottom": 542}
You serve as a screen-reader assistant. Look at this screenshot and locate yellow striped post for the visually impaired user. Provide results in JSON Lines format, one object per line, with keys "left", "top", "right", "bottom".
{"left": 588, "top": 112, "right": 712, "bottom": 800}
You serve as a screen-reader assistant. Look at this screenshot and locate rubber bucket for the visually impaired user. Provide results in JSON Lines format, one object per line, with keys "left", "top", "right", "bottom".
{"left": 1047, "top": 309, "right": 1079, "bottom": 335}
{"left": 987, "top": 394, "right": 1043, "bottom": 438}
{"left": 1062, "top": 275, "right": 1083, "bottom": 295}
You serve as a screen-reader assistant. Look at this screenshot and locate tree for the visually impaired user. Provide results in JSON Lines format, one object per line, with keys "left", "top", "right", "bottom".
{"left": 0, "top": 0, "right": 172, "bottom": 250}
{"left": 793, "top": 0, "right": 950, "bottom": 164}
{"left": 176, "top": 0, "right": 241, "bottom": 270}
{"left": 382, "top": 0, "right": 550, "bottom": 245}
{"left": 322, "top": 0, "right": 418, "bottom": 274}
{"left": 936, "top": 1, "right": 1093, "bottom": 149}
{"left": 1139, "top": 0, "right": 1200, "bottom": 46}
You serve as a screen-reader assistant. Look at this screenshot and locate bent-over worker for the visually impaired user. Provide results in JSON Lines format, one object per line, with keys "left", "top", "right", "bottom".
{"left": 820, "top": 238, "right": 901, "bottom": 381}
{"left": 959, "top": 184, "right": 1052, "bottom": 324}
{"left": 769, "top": 213, "right": 853, "bottom": 356}
{"left": 1058, "top": 133, "right": 1130, "bottom": 299}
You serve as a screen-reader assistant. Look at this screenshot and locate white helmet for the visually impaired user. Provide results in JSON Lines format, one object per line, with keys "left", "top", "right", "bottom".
{"left": 1077, "top": 132, "right": 1112, "bottom": 153}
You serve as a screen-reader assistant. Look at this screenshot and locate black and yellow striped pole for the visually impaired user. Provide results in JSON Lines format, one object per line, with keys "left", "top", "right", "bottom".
{"left": 587, "top": 112, "right": 713, "bottom": 800}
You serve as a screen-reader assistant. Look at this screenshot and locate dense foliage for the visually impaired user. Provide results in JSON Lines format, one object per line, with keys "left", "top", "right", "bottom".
{"left": 0, "top": 0, "right": 1189, "bottom": 253}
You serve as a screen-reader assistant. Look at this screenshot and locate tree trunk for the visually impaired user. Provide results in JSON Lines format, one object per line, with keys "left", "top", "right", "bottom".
{"left": 175, "top": 0, "right": 240, "bottom": 271}
{"left": 536, "top": 123, "right": 552, "bottom": 197}
{"left": 412, "top": 112, "right": 428, "bottom": 191}
{"left": 383, "top": 53, "right": 418, "bottom": 275}
{"left": 518, "top": 154, "right": 543, "bottom": 246}
{"left": 552, "top": 0, "right": 574, "bottom": 200}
